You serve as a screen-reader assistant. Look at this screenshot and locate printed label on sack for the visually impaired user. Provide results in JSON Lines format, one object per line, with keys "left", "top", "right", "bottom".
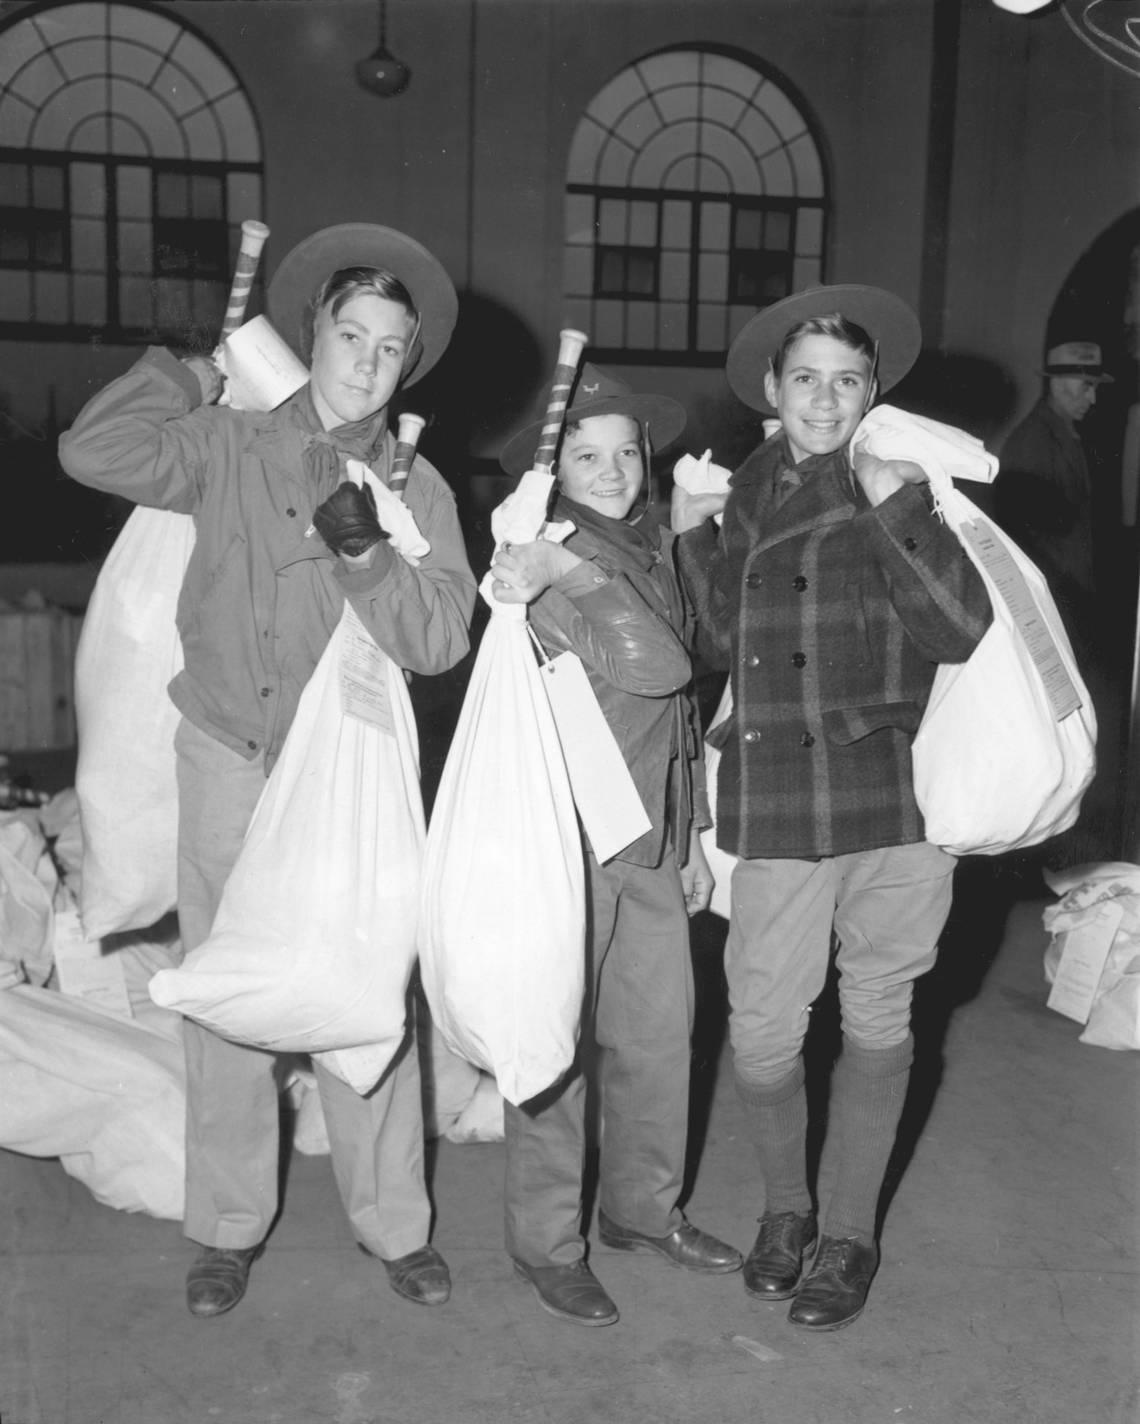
{"left": 1046, "top": 900, "right": 1122, "bottom": 1024}
{"left": 338, "top": 605, "right": 393, "bottom": 733}
{"left": 960, "top": 521, "right": 1082, "bottom": 721}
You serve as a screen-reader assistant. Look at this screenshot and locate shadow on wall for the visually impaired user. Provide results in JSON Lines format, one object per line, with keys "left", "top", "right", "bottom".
{"left": 891, "top": 350, "right": 1018, "bottom": 445}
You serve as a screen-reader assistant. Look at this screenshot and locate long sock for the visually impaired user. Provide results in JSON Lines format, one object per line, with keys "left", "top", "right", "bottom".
{"left": 823, "top": 1034, "right": 914, "bottom": 1242}
{"left": 734, "top": 1060, "right": 812, "bottom": 1216}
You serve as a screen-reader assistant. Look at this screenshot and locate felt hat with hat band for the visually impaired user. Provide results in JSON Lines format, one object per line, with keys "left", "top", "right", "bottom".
{"left": 1042, "top": 341, "right": 1114, "bottom": 383}
{"left": 498, "top": 363, "right": 687, "bottom": 477}
{"left": 266, "top": 223, "right": 458, "bottom": 386}
{"left": 725, "top": 284, "right": 922, "bottom": 414}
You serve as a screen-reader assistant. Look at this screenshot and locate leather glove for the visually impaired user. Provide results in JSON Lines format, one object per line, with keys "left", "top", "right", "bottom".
{"left": 312, "top": 481, "right": 389, "bottom": 558}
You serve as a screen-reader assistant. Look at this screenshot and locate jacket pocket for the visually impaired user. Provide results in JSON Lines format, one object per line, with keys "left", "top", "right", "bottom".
{"left": 822, "top": 700, "right": 921, "bottom": 745}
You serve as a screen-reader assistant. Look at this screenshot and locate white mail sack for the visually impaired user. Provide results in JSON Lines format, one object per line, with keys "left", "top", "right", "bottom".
{"left": 418, "top": 603, "right": 587, "bottom": 1107}
{"left": 912, "top": 485, "right": 1096, "bottom": 855}
{"left": 74, "top": 505, "right": 194, "bottom": 939}
{"left": 149, "top": 603, "right": 424, "bottom": 1095}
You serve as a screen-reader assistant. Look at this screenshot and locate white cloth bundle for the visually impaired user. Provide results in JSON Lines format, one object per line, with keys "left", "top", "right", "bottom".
{"left": 853, "top": 404, "right": 999, "bottom": 485}
{"left": 74, "top": 506, "right": 193, "bottom": 938}
{"left": 150, "top": 602, "right": 425, "bottom": 1094}
{"left": 908, "top": 450, "right": 1095, "bottom": 855}
{"left": 418, "top": 471, "right": 586, "bottom": 1107}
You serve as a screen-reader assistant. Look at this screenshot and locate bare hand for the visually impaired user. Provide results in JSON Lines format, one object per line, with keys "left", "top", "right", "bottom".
{"left": 490, "top": 539, "right": 581, "bottom": 604}
{"left": 671, "top": 484, "right": 728, "bottom": 533}
{"left": 851, "top": 443, "right": 928, "bottom": 508}
{"left": 680, "top": 832, "right": 714, "bottom": 916}
{"left": 182, "top": 355, "right": 226, "bottom": 406}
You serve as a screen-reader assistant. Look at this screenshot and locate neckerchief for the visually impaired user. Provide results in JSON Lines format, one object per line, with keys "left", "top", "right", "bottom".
{"left": 554, "top": 493, "right": 663, "bottom": 575}
{"left": 287, "top": 384, "right": 389, "bottom": 490}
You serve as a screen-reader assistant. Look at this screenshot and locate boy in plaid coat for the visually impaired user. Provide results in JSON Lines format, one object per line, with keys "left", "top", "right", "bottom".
{"left": 674, "top": 286, "right": 991, "bottom": 1330}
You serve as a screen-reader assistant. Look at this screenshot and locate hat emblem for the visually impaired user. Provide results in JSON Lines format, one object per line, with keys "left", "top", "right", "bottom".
{"left": 581, "top": 381, "right": 600, "bottom": 394}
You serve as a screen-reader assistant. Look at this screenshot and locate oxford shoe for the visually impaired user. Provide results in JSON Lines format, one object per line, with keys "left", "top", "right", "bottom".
{"left": 788, "top": 1234, "right": 879, "bottom": 1330}
{"left": 379, "top": 1245, "right": 451, "bottom": 1306}
{"left": 186, "top": 1244, "right": 261, "bottom": 1318}
{"left": 597, "top": 1210, "right": 743, "bottom": 1274}
{"left": 513, "top": 1258, "right": 619, "bottom": 1327}
{"left": 742, "top": 1209, "right": 818, "bottom": 1300}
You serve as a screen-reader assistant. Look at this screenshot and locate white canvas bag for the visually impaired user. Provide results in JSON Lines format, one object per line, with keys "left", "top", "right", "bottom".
{"left": 418, "top": 471, "right": 587, "bottom": 1107}
{"left": 909, "top": 483, "right": 1096, "bottom": 855}
{"left": 149, "top": 607, "right": 425, "bottom": 1095}
{"left": 74, "top": 506, "right": 194, "bottom": 939}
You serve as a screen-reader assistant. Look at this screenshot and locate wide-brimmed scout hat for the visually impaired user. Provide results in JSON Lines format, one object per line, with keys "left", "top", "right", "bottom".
{"left": 725, "top": 284, "right": 922, "bottom": 414}
{"left": 499, "top": 362, "right": 687, "bottom": 477}
{"left": 266, "top": 223, "right": 458, "bottom": 386}
{"left": 1042, "top": 341, "right": 1114, "bottom": 383}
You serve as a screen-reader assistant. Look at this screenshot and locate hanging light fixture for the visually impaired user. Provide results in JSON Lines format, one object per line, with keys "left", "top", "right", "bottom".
{"left": 355, "top": 0, "right": 411, "bottom": 97}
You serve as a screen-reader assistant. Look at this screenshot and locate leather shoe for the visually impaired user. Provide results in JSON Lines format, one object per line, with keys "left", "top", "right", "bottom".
{"left": 597, "top": 1210, "right": 742, "bottom": 1274}
{"left": 788, "top": 1234, "right": 879, "bottom": 1330}
{"left": 742, "top": 1209, "right": 818, "bottom": 1300}
{"left": 513, "top": 1258, "right": 619, "bottom": 1327}
{"left": 186, "top": 1244, "right": 261, "bottom": 1318}
{"left": 378, "top": 1245, "right": 451, "bottom": 1306}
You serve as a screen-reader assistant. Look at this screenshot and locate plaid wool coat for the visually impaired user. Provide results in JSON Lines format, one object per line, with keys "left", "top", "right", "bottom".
{"left": 678, "top": 436, "right": 993, "bottom": 860}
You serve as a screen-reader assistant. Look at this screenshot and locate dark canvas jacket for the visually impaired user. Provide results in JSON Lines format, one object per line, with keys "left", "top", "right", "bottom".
{"left": 678, "top": 435, "right": 992, "bottom": 860}
{"left": 528, "top": 518, "right": 709, "bottom": 868}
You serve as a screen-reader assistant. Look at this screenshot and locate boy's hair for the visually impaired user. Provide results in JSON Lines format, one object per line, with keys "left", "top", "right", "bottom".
{"left": 771, "top": 313, "right": 876, "bottom": 379}
{"left": 302, "top": 266, "right": 420, "bottom": 361}
{"left": 556, "top": 413, "right": 648, "bottom": 475}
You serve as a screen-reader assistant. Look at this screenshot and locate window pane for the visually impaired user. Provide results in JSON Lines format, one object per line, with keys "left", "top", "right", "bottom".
{"left": 699, "top": 252, "right": 728, "bottom": 302}
{"left": 598, "top": 198, "right": 627, "bottom": 246}
{"left": 593, "top": 299, "right": 624, "bottom": 348}
{"left": 661, "top": 200, "right": 690, "bottom": 250}
{"left": 0, "top": 163, "right": 27, "bottom": 205}
{"left": 156, "top": 171, "right": 188, "bottom": 217}
{"left": 0, "top": 269, "right": 30, "bottom": 320}
{"left": 697, "top": 303, "right": 727, "bottom": 351}
{"left": 117, "top": 164, "right": 152, "bottom": 218}
{"left": 597, "top": 249, "right": 626, "bottom": 295}
{"left": 33, "top": 222, "right": 65, "bottom": 267}
{"left": 32, "top": 165, "right": 64, "bottom": 209}
{"left": 33, "top": 270, "right": 68, "bottom": 321}
{"left": 120, "top": 275, "right": 155, "bottom": 328}
{"left": 628, "top": 200, "right": 657, "bottom": 248}
{"left": 0, "top": 223, "right": 30, "bottom": 263}
{"left": 191, "top": 173, "right": 224, "bottom": 220}
{"left": 71, "top": 217, "right": 106, "bottom": 271}
{"left": 700, "top": 201, "right": 730, "bottom": 250}
{"left": 660, "top": 251, "right": 690, "bottom": 302}
{"left": 73, "top": 272, "right": 106, "bottom": 325}
{"left": 565, "top": 193, "right": 595, "bottom": 245}
{"left": 658, "top": 302, "right": 688, "bottom": 350}
{"left": 563, "top": 245, "right": 593, "bottom": 297}
{"left": 798, "top": 208, "right": 823, "bottom": 258}
{"left": 626, "top": 300, "right": 656, "bottom": 348}
{"left": 765, "top": 210, "right": 791, "bottom": 249}
{"left": 70, "top": 162, "right": 107, "bottom": 218}
{"left": 119, "top": 219, "right": 152, "bottom": 274}
{"left": 626, "top": 252, "right": 656, "bottom": 297}
{"left": 226, "top": 172, "right": 261, "bottom": 224}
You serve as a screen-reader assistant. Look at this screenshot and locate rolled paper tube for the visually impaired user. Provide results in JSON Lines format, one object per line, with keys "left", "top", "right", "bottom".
{"left": 532, "top": 328, "right": 588, "bottom": 475}
{"left": 220, "top": 219, "right": 270, "bottom": 342}
{"left": 390, "top": 413, "right": 426, "bottom": 498}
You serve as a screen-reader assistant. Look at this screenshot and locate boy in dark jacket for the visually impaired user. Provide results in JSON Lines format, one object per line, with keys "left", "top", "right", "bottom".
{"left": 673, "top": 287, "right": 992, "bottom": 1330}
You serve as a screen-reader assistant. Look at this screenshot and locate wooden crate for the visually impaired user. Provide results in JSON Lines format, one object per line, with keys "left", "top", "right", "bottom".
{"left": 0, "top": 608, "right": 84, "bottom": 751}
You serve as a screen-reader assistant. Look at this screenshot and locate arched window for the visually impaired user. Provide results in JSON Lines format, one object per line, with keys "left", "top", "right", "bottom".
{"left": 0, "top": 0, "right": 263, "bottom": 345}
{"left": 564, "top": 48, "right": 827, "bottom": 363}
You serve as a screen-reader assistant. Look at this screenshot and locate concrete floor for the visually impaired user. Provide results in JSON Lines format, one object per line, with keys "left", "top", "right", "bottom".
{"left": 1, "top": 859, "right": 1137, "bottom": 1424}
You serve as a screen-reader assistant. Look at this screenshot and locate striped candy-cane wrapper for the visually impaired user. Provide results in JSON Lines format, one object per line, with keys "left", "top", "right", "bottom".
{"left": 532, "top": 328, "right": 588, "bottom": 475}
{"left": 390, "top": 413, "right": 426, "bottom": 498}
{"left": 219, "top": 220, "right": 270, "bottom": 344}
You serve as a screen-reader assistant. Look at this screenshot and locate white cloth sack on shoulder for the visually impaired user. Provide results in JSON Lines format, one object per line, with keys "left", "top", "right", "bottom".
{"left": 855, "top": 404, "right": 999, "bottom": 486}
{"left": 149, "top": 601, "right": 425, "bottom": 1095}
{"left": 419, "top": 470, "right": 586, "bottom": 1107}
{"left": 74, "top": 505, "right": 194, "bottom": 939}
{"left": 892, "top": 418, "right": 1096, "bottom": 855}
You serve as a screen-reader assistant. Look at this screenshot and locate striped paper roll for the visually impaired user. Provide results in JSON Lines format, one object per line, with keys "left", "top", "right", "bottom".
{"left": 390, "top": 413, "right": 426, "bottom": 497}
{"left": 220, "top": 220, "right": 270, "bottom": 343}
{"left": 533, "top": 328, "right": 588, "bottom": 475}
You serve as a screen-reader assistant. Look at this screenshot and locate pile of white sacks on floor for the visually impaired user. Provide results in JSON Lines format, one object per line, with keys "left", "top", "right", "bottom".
{"left": 0, "top": 790, "right": 501, "bottom": 1222}
{"left": 1043, "top": 861, "right": 1140, "bottom": 1050}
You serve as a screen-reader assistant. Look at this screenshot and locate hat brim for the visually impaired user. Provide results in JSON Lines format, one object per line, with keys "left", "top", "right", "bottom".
{"left": 1042, "top": 366, "right": 1114, "bottom": 384}
{"left": 266, "top": 224, "right": 457, "bottom": 387}
{"left": 499, "top": 393, "right": 687, "bottom": 477}
{"left": 726, "top": 285, "right": 922, "bottom": 414}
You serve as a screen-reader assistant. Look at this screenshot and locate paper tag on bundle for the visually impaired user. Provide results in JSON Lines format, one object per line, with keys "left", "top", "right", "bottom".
{"left": 1046, "top": 899, "right": 1122, "bottom": 1024}
{"left": 539, "top": 651, "right": 651, "bottom": 863}
{"left": 338, "top": 605, "right": 393, "bottom": 733}
{"left": 220, "top": 315, "right": 309, "bottom": 413}
{"left": 959, "top": 520, "right": 1082, "bottom": 721}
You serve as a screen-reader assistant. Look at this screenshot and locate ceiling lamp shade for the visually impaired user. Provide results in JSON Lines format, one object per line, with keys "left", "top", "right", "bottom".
{"left": 356, "top": 0, "right": 410, "bottom": 96}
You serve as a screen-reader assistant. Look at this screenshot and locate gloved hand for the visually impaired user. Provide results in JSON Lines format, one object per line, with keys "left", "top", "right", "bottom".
{"left": 312, "top": 481, "right": 389, "bottom": 558}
